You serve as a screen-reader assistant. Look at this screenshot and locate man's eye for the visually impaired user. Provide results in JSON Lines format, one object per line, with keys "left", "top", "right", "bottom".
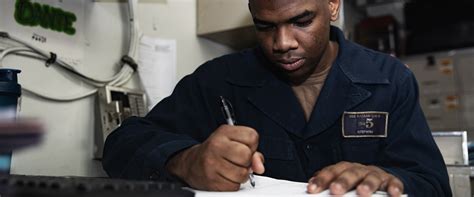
{"left": 294, "top": 20, "right": 312, "bottom": 27}
{"left": 255, "top": 24, "right": 274, "bottom": 31}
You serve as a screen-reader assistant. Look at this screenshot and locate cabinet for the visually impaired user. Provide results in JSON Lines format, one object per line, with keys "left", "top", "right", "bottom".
{"left": 403, "top": 48, "right": 474, "bottom": 139}
{"left": 197, "top": 0, "right": 255, "bottom": 49}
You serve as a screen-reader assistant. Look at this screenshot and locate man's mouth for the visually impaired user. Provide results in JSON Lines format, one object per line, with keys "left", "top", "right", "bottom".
{"left": 276, "top": 58, "right": 305, "bottom": 71}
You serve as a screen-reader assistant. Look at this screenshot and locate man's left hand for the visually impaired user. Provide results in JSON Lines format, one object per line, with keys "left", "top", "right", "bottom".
{"left": 306, "top": 161, "right": 403, "bottom": 197}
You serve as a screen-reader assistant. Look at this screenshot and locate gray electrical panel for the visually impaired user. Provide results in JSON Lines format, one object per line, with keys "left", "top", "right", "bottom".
{"left": 403, "top": 48, "right": 474, "bottom": 139}
{"left": 94, "top": 86, "right": 147, "bottom": 159}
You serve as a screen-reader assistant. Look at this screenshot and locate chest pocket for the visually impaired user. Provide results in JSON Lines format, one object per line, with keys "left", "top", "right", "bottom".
{"left": 341, "top": 139, "right": 382, "bottom": 165}
{"left": 258, "top": 136, "right": 294, "bottom": 161}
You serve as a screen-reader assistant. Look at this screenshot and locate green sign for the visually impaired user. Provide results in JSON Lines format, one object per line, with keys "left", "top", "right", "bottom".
{"left": 14, "top": 0, "right": 77, "bottom": 35}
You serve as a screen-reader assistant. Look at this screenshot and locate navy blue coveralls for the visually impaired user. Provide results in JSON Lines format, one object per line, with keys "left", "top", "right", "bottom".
{"left": 103, "top": 27, "right": 451, "bottom": 196}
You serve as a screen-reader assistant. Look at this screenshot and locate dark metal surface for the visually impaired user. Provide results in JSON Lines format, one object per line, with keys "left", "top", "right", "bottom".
{"left": 0, "top": 174, "right": 194, "bottom": 197}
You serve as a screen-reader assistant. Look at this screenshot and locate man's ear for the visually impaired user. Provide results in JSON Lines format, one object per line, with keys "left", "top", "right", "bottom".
{"left": 329, "top": 0, "right": 341, "bottom": 22}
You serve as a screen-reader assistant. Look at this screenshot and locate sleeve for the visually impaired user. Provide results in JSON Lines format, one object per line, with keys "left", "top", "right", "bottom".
{"left": 379, "top": 69, "right": 452, "bottom": 196}
{"left": 102, "top": 72, "right": 217, "bottom": 182}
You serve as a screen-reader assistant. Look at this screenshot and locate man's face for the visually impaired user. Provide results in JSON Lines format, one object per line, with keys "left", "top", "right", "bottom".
{"left": 249, "top": 0, "right": 340, "bottom": 83}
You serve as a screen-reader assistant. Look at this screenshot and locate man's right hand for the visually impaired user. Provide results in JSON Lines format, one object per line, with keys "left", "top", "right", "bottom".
{"left": 165, "top": 124, "right": 265, "bottom": 191}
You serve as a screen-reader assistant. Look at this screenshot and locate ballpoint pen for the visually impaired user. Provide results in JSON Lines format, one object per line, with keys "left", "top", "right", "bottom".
{"left": 219, "top": 96, "right": 256, "bottom": 188}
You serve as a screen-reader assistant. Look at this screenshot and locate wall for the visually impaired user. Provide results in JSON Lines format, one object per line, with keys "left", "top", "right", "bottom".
{"left": 137, "top": 0, "right": 233, "bottom": 78}
{"left": 1, "top": 0, "right": 232, "bottom": 177}
{"left": 340, "top": 0, "right": 365, "bottom": 40}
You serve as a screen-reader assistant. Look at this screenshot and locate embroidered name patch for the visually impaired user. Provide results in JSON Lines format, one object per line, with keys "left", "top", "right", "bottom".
{"left": 342, "top": 111, "right": 388, "bottom": 138}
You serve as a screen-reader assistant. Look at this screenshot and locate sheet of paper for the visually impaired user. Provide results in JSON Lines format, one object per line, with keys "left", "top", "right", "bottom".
{"left": 138, "top": 35, "right": 177, "bottom": 110}
{"left": 192, "top": 175, "right": 400, "bottom": 197}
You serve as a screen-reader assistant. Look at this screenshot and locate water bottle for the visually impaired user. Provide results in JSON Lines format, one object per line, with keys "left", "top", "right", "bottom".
{"left": 0, "top": 68, "right": 22, "bottom": 174}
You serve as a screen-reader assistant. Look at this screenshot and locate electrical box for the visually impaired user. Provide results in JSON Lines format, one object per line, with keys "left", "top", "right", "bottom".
{"left": 446, "top": 166, "right": 472, "bottom": 197}
{"left": 455, "top": 55, "right": 474, "bottom": 93}
{"left": 432, "top": 131, "right": 469, "bottom": 165}
{"left": 406, "top": 56, "right": 458, "bottom": 95}
{"left": 432, "top": 131, "right": 471, "bottom": 197}
{"left": 403, "top": 48, "right": 474, "bottom": 140}
{"left": 94, "top": 86, "right": 147, "bottom": 159}
{"left": 420, "top": 93, "right": 462, "bottom": 131}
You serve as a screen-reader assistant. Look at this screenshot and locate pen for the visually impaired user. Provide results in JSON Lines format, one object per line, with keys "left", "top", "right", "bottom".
{"left": 219, "top": 96, "right": 256, "bottom": 188}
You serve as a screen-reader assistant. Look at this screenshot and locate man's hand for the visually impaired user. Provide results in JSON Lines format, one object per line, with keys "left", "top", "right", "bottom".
{"left": 306, "top": 161, "right": 403, "bottom": 197}
{"left": 166, "top": 125, "right": 265, "bottom": 191}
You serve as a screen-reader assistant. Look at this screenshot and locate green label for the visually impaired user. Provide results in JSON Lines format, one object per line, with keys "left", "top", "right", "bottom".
{"left": 14, "top": 0, "right": 77, "bottom": 35}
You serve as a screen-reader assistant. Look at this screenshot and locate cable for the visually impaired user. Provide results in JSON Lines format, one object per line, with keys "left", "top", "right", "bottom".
{"left": 5, "top": 34, "right": 132, "bottom": 86}
{"left": 0, "top": 46, "right": 111, "bottom": 87}
{"left": 127, "top": 0, "right": 141, "bottom": 60}
{"left": 0, "top": 46, "right": 33, "bottom": 64}
{"left": 0, "top": 47, "right": 137, "bottom": 101}
{"left": 4, "top": 50, "right": 45, "bottom": 61}
{"left": 114, "top": 68, "right": 135, "bottom": 86}
{"left": 0, "top": 0, "right": 141, "bottom": 102}
{"left": 22, "top": 87, "right": 98, "bottom": 102}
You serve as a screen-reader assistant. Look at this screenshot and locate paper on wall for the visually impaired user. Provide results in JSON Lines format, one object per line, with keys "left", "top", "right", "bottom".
{"left": 138, "top": 35, "right": 177, "bottom": 110}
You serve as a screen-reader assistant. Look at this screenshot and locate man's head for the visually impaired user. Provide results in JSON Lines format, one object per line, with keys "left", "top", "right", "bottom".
{"left": 248, "top": 0, "right": 340, "bottom": 84}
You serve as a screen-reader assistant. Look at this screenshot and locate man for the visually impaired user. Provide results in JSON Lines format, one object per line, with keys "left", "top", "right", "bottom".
{"left": 102, "top": 0, "right": 451, "bottom": 196}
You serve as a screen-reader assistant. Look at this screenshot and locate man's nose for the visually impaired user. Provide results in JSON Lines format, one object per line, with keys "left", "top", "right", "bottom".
{"left": 273, "top": 26, "right": 298, "bottom": 53}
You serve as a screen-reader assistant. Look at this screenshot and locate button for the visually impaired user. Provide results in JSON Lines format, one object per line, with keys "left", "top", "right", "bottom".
{"left": 15, "top": 180, "right": 25, "bottom": 187}
{"left": 38, "top": 182, "right": 47, "bottom": 188}
{"left": 103, "top": 183, "right": 117, "bottom": 191}
{"left": 76, "top": 183, "right": 91, "bottom": 192}
{"left": 50, "top": 182, "right": 61, "bottom": 189}
{"left": 27, "top": 181, "right": 36, "bottom": 187}
{"left": 305, "top": 144, "right": 312, "bottom": 150}
{"left": 0, "top": 177, "right": 8, "bottom": 185}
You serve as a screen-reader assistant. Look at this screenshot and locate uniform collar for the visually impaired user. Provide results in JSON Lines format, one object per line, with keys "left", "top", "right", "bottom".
{"left": 331, "top": 26, "right": 390, "bottom": 85}
{"left": 226, "top": 26, "right": 390, "bottom": 87}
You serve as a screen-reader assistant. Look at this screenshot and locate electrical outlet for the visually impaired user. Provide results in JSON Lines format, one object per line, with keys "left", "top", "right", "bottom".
{"left": 94, "top": 85, "right": 147, "bottom": 159}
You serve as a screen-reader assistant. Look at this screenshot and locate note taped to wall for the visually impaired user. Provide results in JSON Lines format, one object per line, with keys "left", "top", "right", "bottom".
{"left": 138, "top": 35, "right": 177, "bottom": 110}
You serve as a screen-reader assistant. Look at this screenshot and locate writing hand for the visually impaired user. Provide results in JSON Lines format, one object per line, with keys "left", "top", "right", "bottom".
{"left": 306, "top": 161, "right": 403, "bottom": 197}
{"left": 166, "top": 125, "right": 265, "bottom": 191}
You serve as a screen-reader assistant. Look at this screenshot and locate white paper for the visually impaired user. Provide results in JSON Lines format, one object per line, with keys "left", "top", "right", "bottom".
{"left": 192, "top": 175, "right": 400, "bottom": 197}
{"left": 137, "top": 35, "right": 177, "bottom": 110}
